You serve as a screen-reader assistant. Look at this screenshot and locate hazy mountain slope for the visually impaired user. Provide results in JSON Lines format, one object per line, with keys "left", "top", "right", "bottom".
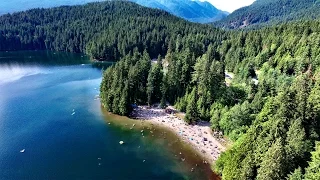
{"left": 0, "top": 0, "right": 228, "bottom": 23}
{"left": 0, "top": 0, "right": 108, "bottom": 14}
{"left": 215, "top": 0, "right": 320, "bottom": 29}
{"left": 131, "top": 0, "right": 229, "bottom": 23}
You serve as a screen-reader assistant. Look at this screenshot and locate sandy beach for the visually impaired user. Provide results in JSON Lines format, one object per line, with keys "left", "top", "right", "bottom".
{"left": 130, "top": 106, "right": 227, "bottom": 164}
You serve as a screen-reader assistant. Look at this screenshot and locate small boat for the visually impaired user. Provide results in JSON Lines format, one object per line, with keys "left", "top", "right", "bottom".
{"left": 119, "top": 141, "right": 124, "bottom": 145}
{"left": 20, "top": 149, "right": 25, "bottom": 153}
{"left": 71, "top": 112, "right": 75, "bottom": 116}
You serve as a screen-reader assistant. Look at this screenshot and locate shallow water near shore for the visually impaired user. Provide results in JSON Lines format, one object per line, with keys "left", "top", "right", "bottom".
{"left": 0, "top": 51, "right": 219, "bottom": 179}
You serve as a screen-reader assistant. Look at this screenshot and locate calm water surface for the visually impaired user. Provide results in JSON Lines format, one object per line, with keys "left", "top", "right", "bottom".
{"left": 0, "top": 51, "right": 218, "bottom": 180}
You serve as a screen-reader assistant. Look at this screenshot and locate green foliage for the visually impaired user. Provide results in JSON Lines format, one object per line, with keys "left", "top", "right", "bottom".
{"left": 257, "top": 138, "right": 286, "bottom": 180}
{"left": 305, "top": 142, "right": 320, "bottom": 180}
{"left": 217, "top": 69, "right": 320, "bottom": 179}
{"left": 185, "top": 87, "right": 198, "bottom": 124}
{"left": 307, "top": 71, "right": 320, "bottom": 139}
{"left": 147, "top": 56, "right": 163, "bottom": 105}
{"left": 285, "top": 119, "right": 311, "bottom": 170}
{"left": 100, "top": 50, "right": 151, "bottom": 114}
{"left": 219, "top": 101, "right": 253, "bottom": 140}
{"left": 210, "top": 102, "right": 225, "bottom": 130}
{"left": 287, "top": 167, "right": 304, "bottom": 180}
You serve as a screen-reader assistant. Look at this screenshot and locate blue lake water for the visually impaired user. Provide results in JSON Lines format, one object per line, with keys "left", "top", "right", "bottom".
{"left": 0, "top": 51, "right": 217, "bottom": 180}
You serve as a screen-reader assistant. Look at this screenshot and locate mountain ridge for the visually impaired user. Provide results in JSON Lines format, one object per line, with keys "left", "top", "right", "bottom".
{"left": 215, "top": 0, "right": 320, "bottom": 29}
{"left": 130, "top": 0, "right": 229, "bottom": 23}
{"left": 0, "top": 0, "right": 229, "bottom": 24}
{"left": 0, "top": 0, "right": 105, "bottom": 15}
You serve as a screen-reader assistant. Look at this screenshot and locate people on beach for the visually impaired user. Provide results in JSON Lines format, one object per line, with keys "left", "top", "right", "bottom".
{"left": 130, "top": 106, "right": 225, "bottom": 163}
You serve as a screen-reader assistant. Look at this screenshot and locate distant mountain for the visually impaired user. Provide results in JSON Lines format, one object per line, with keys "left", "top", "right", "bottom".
{"left": 130, "top": 0, "right": 229, "bottom": 23}
{"left": 215, "top": 0, "right": 320, "bottom": 29}
{"left": 0, "top": 0, "right": 228, "bottom": 23}
{"left": 0, "top": 0, "right": 105, "bottom": 15}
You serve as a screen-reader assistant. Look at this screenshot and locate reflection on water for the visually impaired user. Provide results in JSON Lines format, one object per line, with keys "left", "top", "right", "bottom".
{"left": 0, "top": 51, "right": 89, "bottom": 66}
{"left": 0, "top": 65, "right": 43, "bottom": 84}
{"left": 0, "top": 51, "right": 90, "bottom": 85}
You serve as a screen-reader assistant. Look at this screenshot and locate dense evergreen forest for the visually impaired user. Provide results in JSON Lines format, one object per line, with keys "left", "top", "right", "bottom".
{"left": 102, "top": 18, "right": 320, "bottom": 180}
{"left": 0, "top": 1, "right": 224, "bottom": 60}
{"left": 1, "top": 1, "right": 320, "bottom": 179}
{"left": 215, "top": 0, "right": 320, "bottom": 29}
{"left": 214, "top": 21, "right": 320, "bottom": 180}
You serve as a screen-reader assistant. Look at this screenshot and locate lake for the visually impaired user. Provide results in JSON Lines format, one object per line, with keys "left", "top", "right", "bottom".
{"left": 0, "top": 51, "right": 218, "bottom": 180}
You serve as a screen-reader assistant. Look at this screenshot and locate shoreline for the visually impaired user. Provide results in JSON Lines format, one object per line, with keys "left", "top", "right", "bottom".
{"left": 130, "top": 106, "right": 227, "bottom": 165}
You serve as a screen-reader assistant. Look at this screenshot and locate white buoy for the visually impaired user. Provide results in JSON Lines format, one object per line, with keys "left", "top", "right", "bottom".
{"left": 20, "top": 149, "right": 25, "bottom": 153}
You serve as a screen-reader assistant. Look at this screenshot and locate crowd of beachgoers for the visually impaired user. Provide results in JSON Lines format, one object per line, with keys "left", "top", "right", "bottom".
{"left": 130, "top": 106, "right": 226, "bottom": 163}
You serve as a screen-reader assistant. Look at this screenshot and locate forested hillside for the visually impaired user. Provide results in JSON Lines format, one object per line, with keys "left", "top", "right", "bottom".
{"left": 101, "top": 18, "right": 320, "bottom": 179}
{"left": 215, "top": 0, "right": 320, "bottom": 29}
{"left": 214, "top": 21, "right": 320, "bottom": 180}
{"left": 0, "top": 1, "right": 224, "bottom": 60}
{"left": 1, "top": 1, "right": 320, "bottom": 179}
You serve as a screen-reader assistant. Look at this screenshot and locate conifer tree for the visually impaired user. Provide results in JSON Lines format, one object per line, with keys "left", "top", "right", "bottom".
{"left": 287, "top": 167, "right": 304, "bottom": 180}
{"left": 185, "top": 87, "right": 198, "bottom": 124}
{"left": 257, "top": 138, "right": 286, "bottom": 180}
{"left": 305, "top": 142, "right": 320, "bottom": 180}
{"left": 119, "top": 81, "right": 130, "bottom": 115}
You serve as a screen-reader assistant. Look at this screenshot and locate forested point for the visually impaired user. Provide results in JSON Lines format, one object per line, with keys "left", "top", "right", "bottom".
{"left": 1, "top": 1, "right": 320, "bottom": 179}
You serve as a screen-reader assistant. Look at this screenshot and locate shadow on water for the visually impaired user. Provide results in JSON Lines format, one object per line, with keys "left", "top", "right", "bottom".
{"left": 0, "top": 50, "right": 90, "bottom": 66}
{"left": 101, "top": 108, "right": 221, "bottom": 180}
{"left": 0, "top": 50, "right": 115, "bottom": 69}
